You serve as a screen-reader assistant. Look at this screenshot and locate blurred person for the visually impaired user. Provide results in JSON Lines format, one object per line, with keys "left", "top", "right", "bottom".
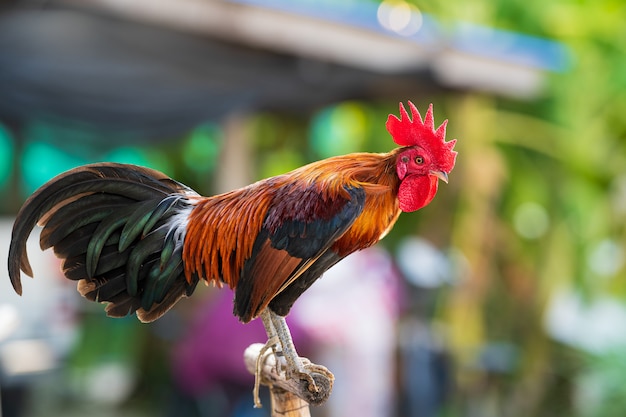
{"left": 396, "top": 296, "right": 452, "bottom": 417}
{"left": 395, "top": 237, "right": 454, "bottom": 417}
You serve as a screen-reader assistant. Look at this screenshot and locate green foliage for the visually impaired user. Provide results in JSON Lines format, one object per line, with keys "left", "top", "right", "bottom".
{"left": 414, "top": 1, "right": 626, "bottom": 416}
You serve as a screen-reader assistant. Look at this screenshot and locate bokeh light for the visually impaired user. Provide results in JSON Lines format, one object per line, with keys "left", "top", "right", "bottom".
{"left": 377, "top": 0, "right": 423, "bottom": 37}
{"left": 513, "top": 201, "right": 550, "bottom": 239}
{"left": 21, "top": 140, "right": 85, "bottom": 195}
{"left": 182, "top": 124, "right": 222, "bottom": 173}
{"left": 310, "top": 102, "right": 367, "bottom": 158}
{"left": 0, "top": 124, "right": 14, "bottom": 190}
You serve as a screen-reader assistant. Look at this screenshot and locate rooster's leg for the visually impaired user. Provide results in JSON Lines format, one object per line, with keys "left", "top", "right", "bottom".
{"left": 267, "top": 310, "right": 304, "bottom": 375}
{"left": 253, "top": 309, "right": 281, "bottom": 407}
{"left": 259, "top": 310, "right": 281, "bottom": 373}
{"left": 268, "top": 309, "right": 334, "bottom": 392}
{"left": 251, "top": 310, "right": 334, "bottom": 407}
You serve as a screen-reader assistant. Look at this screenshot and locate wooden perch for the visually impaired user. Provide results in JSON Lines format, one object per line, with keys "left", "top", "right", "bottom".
{"left": 244, "top": 343, "right": 334, "bottom": 416}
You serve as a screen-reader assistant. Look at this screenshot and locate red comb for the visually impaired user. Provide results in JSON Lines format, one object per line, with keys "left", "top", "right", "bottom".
{"left": 386, "top": 101, "right": 457, "bottom": 172}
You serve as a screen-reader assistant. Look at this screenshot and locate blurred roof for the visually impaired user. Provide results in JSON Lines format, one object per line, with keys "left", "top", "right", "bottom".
{"left": 0, "top": 0, "right": 570, "bottom": 140}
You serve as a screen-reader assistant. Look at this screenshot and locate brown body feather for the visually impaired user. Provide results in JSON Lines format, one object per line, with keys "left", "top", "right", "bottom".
{"left": 184, "top": 151, "right": 402, "bottom": 321}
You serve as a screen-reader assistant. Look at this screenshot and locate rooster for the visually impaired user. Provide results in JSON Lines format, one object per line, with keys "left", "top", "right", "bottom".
{"left": 7, "top": 101, "right": 456, "bottom": 400}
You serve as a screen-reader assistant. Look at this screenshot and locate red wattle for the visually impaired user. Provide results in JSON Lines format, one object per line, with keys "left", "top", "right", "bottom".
{"left": 398, "top": 175, "right": 439, "bottom": 212}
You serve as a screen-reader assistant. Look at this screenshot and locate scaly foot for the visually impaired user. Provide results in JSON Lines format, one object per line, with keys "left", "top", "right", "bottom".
{"left": 257, "top": 309, "right": 335, "bottom": 405}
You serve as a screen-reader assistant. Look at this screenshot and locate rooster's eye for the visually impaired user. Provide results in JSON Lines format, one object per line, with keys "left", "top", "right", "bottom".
{"left": 415, "top": 156, "right": 424, "bottom": 165}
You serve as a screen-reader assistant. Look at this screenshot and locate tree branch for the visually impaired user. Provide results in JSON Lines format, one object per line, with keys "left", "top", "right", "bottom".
{"left": 243, "top": 343, "right": 334, "bottom": 413}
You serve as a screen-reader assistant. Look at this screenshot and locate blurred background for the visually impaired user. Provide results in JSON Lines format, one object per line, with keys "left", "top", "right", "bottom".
{"left": 0, "top": 0, "right": 625, "bottom": 416}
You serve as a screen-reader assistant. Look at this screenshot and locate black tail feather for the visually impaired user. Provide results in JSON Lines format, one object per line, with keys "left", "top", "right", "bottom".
{"left": 79, "top": 270, "right": 127, "bottom": 302}
{"left": 40, "top": 194, "right": 132, "bottom": 249}
{"left": 52, "top": 224, "right": 99, "bottom": 259}
{"left": 8, "top": 163, "right": 200, "bottom": 322}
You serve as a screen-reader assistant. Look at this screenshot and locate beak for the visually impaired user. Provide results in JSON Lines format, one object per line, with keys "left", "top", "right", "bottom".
{"left": 429, "top": 170, "right": 449, "bottom": 184}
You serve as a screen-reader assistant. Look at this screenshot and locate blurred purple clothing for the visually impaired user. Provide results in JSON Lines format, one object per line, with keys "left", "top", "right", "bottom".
{"left": 171, "top": 289, "right": 308, "bottom": 396}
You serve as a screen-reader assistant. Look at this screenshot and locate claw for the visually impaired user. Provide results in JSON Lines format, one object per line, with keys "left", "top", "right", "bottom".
{"left": 294, "top": 369, "right": 317, "bottom": 393}
{"left": 298, "top": 361, "right": 335, "bottom": 394}
{"left": 246, "top": 343, "right": 335, "bottom": 408}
